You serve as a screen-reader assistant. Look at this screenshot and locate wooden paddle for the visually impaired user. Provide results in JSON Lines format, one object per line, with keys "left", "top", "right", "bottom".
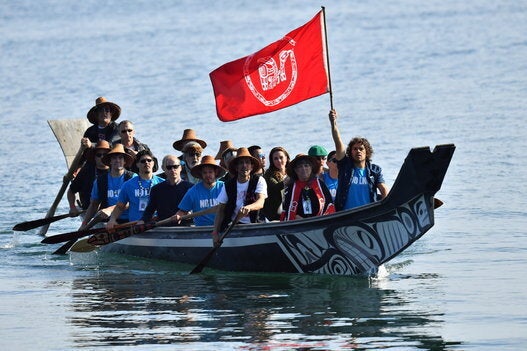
{"left": 189, "top": 212, "right": 243, "bottom": 275}
{"left": 69, "top": 217, "right": 175, "bottom": 253}
{"left": 52, "top": 207, "right": 112, "bottom": 255}
{"left": 13, "top": 210, "right": 86, "bottom": 231}
{"left": 41, "top": 219, "right": 136, "bottom": 244}
{"left": 68, "top": 208, "right": 218, "bottom": 253}
{"left": 38, "top": 145, "right": 86, "bottom": 236}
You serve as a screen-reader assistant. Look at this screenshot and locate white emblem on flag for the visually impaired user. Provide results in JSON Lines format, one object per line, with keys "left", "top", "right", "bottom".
{"left": 244, "top": 37, "right": 298, "bottom": 106}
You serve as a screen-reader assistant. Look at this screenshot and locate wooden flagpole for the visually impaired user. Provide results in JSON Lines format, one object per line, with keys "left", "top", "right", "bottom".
{"left": 321, "top": 6, "right": 334, "bottom": 110}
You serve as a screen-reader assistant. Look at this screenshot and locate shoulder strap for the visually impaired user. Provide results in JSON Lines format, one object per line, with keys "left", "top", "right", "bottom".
{"left": 97, "top": 173, "right": 109, "bottom": 208}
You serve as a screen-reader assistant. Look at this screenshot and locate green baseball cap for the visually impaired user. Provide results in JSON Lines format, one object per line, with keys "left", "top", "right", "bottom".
{"left": 308, "top": 145, "right": 328, "bottom": 157}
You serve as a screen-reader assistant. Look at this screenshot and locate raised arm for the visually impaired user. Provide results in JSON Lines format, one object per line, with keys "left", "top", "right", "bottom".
{"left": 329, "top": 109, "right": 346, "bottom": 160}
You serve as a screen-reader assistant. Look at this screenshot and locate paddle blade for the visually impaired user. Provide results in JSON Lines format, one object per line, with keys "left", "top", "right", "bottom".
{"left": 13, "top": 211, "right": 84, "bottom": 231}
{"left": 52, "top": 239, "right": 78, "bottom": 255}
{"left": 69, "top": 239, "right": 98, "bottom": 253}
{"left": 189, "top": 247, "right": 219, "bottom": 274}
{"left": 41, "top": 226, "right": 108, "bottom": 244}
{"left": 189, "top": 212, "right": 242, "bottom": 275}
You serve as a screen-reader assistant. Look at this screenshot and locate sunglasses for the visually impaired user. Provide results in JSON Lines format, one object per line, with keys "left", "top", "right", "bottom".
{"left": 95, "top": 153, "right": 107, "bottom": 158}
{"left": 329, "top": 158, "right": 337, "bottom": 163}
{"left": 258, "top": 153, "right": 265, "bottom": 159}
{"left": 166, "top": 164, "right": 180, "bottom": 170}
{"left": 139, "top": 158, "right": 153, "bottom": 164}
{"left": 120, "top": 129, "right": 133, "bottom": 133}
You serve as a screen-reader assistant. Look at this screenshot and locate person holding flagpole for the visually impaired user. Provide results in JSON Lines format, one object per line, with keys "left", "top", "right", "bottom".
{"left": 328, "top": 109, "right": 389, "bottom": 211}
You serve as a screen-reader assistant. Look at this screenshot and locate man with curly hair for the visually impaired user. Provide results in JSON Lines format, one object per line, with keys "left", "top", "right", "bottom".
{"left": 328, "top": 109, "right": 389, "bottom": 210}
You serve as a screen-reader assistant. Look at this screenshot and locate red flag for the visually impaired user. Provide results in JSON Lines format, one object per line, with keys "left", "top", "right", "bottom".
{"left": 210, "top": 11, "right": 329, "bottom": 122}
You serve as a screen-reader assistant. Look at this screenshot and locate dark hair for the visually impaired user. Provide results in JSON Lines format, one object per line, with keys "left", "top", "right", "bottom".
{"left": 327, "top": 150, "right": 336, "bottom": 160}
{"left": 346, "top": 137, "right": 373, "bottom": 162}
{"left": 135, "top": 149, "right": 159, "bottom": 172}
{"left": 248, "top": 145, "right": 261, "bottom": 155}
{"left": 286, "top": 156, "right": 317, "bottom": 181}
{"left": 264, "top": 146, "right": 290, "bottom": 182}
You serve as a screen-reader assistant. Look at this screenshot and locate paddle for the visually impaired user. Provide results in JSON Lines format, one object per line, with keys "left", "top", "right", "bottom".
{"left": 189, "top": 211, "right": 243, "bottom": 275}
{"left": 69, "top": 217, "right": 175, "bottom": 253}
{"left": 38, "top": 145, "right": 86, "bottom": 236}
{"left": 52, "top": 205, "right": 115, "bottom": 254}
{"left": 68, "top": 208, "right": 218, "bottom": 253}
{"left": 13, "top": 210, "right": 86, "bottom": 231}
{"left": 51, "top": 208, "right": 111, "bottom": 255}
{"left": 41, "top": 219, "right": 137, "bottom": 245}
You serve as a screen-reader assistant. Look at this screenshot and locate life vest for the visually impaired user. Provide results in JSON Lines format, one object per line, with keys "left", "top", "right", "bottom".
{"left": 281, "top": 178, "right": 335, "bottom": 221}
{"left": 221, "top": 174, "right": 262, "bottom": 231}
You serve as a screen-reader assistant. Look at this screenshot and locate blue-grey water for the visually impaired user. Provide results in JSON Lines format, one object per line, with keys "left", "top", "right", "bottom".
{"left": 1, "top": 1, "right": 526, "bottom": 350}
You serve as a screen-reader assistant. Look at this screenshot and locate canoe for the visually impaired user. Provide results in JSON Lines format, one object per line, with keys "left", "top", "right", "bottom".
{"left": 99, "top": 143, "right": 455, "bottom": 276}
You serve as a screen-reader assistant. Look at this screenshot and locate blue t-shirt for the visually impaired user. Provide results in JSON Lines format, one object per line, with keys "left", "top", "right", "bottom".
{"left": 91, "top": 173, "right": 137, "bottom": 220}
{"left": 344, "top": 167, "right": 370, "bottom": 209}
{"left": 322, "top": 172, "right": 338, "bottom": 202}
{"left": 178, "top": 181, "right": 224, "bottom": 226}
{"left": 117, "top": 175, "right": 165, "bottom": 221}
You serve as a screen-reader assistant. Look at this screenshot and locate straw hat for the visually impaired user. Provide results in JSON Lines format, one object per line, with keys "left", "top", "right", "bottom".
{"left": 286, "top": 154, "right": 317, "bottom": 178}
{"left": 172, "top": 129, "right": 207, "bottom": 151}
{"left": 86, "top": 97, "right": 121, "bottom": 124}
{"left": 102, "top": 143, "right": 134, "bottom": 168}
{"left": 190, "top": 155, "right": 226, "bottom": 179}
{"left": 215, "top": 140, "right": 235, "bottom": 159}
{"left": 228, "top": 147, "right": 262, "bottom": 175}
{"left": 85, "top": 140, "right": 111, "bottom": 162}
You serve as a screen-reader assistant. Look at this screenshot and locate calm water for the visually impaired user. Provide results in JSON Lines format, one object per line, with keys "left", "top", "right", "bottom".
{"left": 1, "top": 0, "right": 526, "bottom": 350}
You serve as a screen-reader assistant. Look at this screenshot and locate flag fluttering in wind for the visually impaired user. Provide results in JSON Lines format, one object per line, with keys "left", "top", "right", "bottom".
{"left": 210, "top": 10, "right": 329, "bottom": 122}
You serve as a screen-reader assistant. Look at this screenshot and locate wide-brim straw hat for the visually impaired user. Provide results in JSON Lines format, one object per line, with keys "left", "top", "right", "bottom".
{"left": 286, "top": 153, "right": 317, "bottom": 178}
{"left": 84, "top": 140, "right": 111, "bottom": 163}
{"left": 86, "top": 97, "right": 121, "bottom": 124}
{"left": 172, "top": 129, "right": 207, "bottom": 151}
{"left": 228, "top": 147, "right": 262, "bottom": 175}
{"left": 215, "top": 140, "right": 234, "bottom": 159}
{"left": 102, "top": 143, "right": 135, "bottom": 168}
{"left": 190, "top": 155, "right": 226, "bottom": 179}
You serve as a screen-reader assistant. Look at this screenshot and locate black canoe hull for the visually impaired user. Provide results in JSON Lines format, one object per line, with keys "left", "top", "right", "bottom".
{"left": 101, "top": 144, "right": 455, "bottom": 276}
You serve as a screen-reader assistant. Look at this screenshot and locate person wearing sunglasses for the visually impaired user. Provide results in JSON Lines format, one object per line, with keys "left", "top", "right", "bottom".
{"left": 67, "top": 140, "right": 111, "bottom": 215}
{"left": 248, "top": 145, "right": 266, "bottom": 175}
{"left": 322, "top": 150, "right": 339, "bottom": 202}
{"left": 307, "top": 145, "right": 329, "bottom": 178}
{"left": 140, "top": 155, "right": 193, "bottom": 224}
{"left": 179, "top": 141, "right": 204, "bottom": 184}
{"left": 114, "top": 120, "right": 150, "bottom": 158}
{"left": 329, "top": 109, "right": 389, "bottom": 210}
{"left": 107, "top": 150, "right": 164, "bottom": 228}
{"left": 79, "top": 144, "right": 137, "bottom": 230}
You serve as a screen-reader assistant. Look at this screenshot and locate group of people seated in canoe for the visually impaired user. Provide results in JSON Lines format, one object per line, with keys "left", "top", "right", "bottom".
{"left": 69, "top": 97, "right": 389, "bottom": 245}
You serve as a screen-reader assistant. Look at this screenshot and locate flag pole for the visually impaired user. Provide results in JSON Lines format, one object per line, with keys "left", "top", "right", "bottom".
{"left": 321, "top": 6, "right": 334, "bottom": 110}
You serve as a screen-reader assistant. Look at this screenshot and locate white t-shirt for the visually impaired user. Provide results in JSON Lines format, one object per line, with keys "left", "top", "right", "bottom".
{"left": 216, "top": 176, "right": 268, "bottom": 223}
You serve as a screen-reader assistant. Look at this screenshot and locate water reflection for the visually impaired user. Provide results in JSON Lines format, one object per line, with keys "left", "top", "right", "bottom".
{"left": 66, "top": 256, "right": 461, "bottom": 350}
